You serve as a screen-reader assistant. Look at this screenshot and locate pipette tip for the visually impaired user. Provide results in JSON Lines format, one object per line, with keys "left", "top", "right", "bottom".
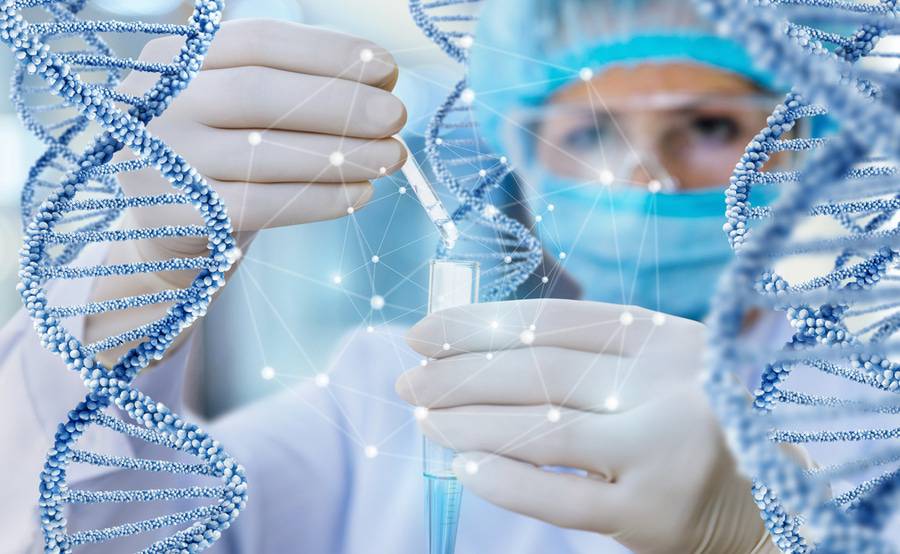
{"left": 397, "top": 138, "right": 460, "bottom": 251}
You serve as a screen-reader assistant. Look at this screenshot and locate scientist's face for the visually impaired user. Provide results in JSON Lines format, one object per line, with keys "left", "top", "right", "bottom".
{"left": 532, "top": 62, "right": 777, "bottom": 191}
{"left": 509, "top": 62, "right": 783, "bottom": 320}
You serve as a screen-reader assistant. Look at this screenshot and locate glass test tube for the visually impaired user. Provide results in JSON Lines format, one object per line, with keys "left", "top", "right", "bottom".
{"left": 424, "top": 259, "right": 479, "bottom": 554}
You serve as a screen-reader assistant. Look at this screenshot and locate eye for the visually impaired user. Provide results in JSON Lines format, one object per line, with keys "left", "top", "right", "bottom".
{"left": 688, "top": 114, "right": 741, "bottom": 144}
{"left": 560, "top": 123, "right": 608, "bottom": 152}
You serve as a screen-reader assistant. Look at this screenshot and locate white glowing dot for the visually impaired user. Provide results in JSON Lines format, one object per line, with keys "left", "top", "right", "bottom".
{"left": 247, "top": 131, "right": 262, "bottom": 146}
{"left": 332, "top": 275, "right": 343, "bottom": 285}
{"left": 535, "top": 215, "right": 543, "bottom": 223}
{"left": 370, "top": 295, "right": 385, "bottom": 310}
{"left": 226, "top": 246, "right": 242, "bottom": 264}
{"left": 371, "top": 255, "right": 380, "bottom": 264}
{"left": 579, "top": 67, "right": 594, "bottom": 81}
{"left": 414, "top": 406, "right": 429, "bottom": 420}
{"left": 652, "top": 312, "right": 666, "bottom": 326}
{"left": 315, "top": 373, "right": 330, "bottom": 387}
{"left": 260, "top": 366, "right": 275, "bottom": 380}
{"left": 541, "top": 276, "right": 549, "bottom": 284}
{"left": 346, "top": 206, "right": 355, "bottom": 215}
{"left": 547, "top": 407, "right": 561, "bottom": 422}
{"left": 529, "top": 324, "right": 536, "bottom": 331}
{"left": 478, "top": 169, "right": 487, "bottom": 178}
{"left": 485, "top": 352, "right": 494, "bottom": 360}
{"left": 460, "top": 88, "right": 476, "bottom": 105}
{"left": 398, "top": 186, "right": 407, "bottom": 194}
{"left": 559, "top": 251, "right": 567, "bottom": 260}
{"left": 366, "top": 325, "right": 375, "bottom": 333}
{"left": 500, "top": 156, "right": 508, "bottom": 164}
{"left": 547, "top": 204, "right": 555, "bottom": 212}
{"left": 435, "top": 137, "right": 443, "bottom": 145}
{"left": 504, "top": 255, "right": 512, "bottom": 264}
{"left": 459, "top": 34, "right": 474, "bottom": 49}
{"left": 359, "top": 48, "right": 374, "bottom": 62}
{"left": 442, "top": 342, "right": 451, "bottom": 351}
{"left": 520, "top": 329, "right": 535, "bottom": 345}
{"left": 379, "top": 166, "right": 387, "bottom": 175}
{"left": 490, "top": 321, "right": 499, "bottom": 329}
{"left": 598, "top": 169, "right": 614, "bottom": 186}
{"left": 605, "top": 396, "right": 620, "bottom": 411}
{"left": 647, "top": 180, "right": 662, "bottom": 193}
{"left": 483, "top": 204, "right": 498, "bottom": 217}
{"left": 364, "top": 445, "right": 379, "bottom": 459}
{"left": 329, "top": 151, "right": 345, "bottom": 166}
{"left": 619, "top": 311, "right": 634, "bottom": 326}
{"left": 420, "top": 359, "right": 429, "bottom": 367}
{"left": 464, "top": 460, "right": 479, "bottom": 475}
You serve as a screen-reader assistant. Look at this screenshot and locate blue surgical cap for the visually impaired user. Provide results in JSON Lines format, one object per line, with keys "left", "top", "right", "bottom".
{"left": 469, "top": 0, "right": 781, "bottom": 156}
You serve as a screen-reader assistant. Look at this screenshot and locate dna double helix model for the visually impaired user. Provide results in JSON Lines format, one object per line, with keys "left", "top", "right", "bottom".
{"left": 2, "top": 1, "right": 246, "bottom": 551}
{"left": 408, "top": 0, "right": 542, "bottom": 301}
{"left": 696, "top": 0, "right": 900, "bottom": 551}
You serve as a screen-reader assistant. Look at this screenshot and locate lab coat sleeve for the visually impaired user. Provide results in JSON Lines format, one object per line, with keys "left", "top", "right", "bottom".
{"left": 0, "top": 239, "right": 115, "bottom": 551}
{"left": 0, "top": 247, "right": 203, "bottom": 552}
{"left": 2, "top": 259, "right": 415, "bottom": 554}
{"left": 0, "top": 307, "right": 66, "bottom": 552}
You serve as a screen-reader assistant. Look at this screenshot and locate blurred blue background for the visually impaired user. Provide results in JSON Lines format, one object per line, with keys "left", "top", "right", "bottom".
{"left": 0, "top": 0, "right": 460, "bottom": 416}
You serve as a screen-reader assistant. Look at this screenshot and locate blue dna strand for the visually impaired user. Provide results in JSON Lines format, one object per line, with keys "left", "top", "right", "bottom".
{"left": 694, "top": 0, "right": 900, "bottom": 551}
{"left": 409, "top": 0, "right": 542, "bottom": 301}
{"left": 11, "top": 3, "right": 120, "bottom": 256}
{"left": 1, "top": 1, "right": 247, "bottom": 551}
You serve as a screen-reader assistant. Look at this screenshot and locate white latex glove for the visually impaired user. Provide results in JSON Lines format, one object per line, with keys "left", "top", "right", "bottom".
{"left": 86, "top": 19, "right": 406, "bottom": 363}
{"left": 397, "top": 299, "right": 778, "bottom": 554}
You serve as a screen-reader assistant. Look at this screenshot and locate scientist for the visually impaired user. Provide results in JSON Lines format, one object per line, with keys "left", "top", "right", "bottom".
{"left": 1, "top": 1, "right": 800, "bottom": 553}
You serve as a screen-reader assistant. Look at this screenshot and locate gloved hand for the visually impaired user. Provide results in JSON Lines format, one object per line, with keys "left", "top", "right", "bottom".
{"left": 397, "top": 299, "right": 779, "bottom": 554}
{"left": 86, "top": 19, "right": 406, "bottom": 363}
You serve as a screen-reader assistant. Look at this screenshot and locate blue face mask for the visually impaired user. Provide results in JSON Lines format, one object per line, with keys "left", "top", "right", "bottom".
{"left": 537, "top": 176, "right": 743, "bottom": 321}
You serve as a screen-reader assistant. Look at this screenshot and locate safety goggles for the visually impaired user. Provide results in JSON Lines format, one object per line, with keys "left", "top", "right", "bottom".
{"left": 503, "top": 93, "right": 783, "bottom": 191}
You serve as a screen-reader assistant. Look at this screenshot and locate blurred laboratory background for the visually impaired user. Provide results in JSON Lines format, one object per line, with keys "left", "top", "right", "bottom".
{"left": 0, "top": 0, "right": 461, "bottom": 416}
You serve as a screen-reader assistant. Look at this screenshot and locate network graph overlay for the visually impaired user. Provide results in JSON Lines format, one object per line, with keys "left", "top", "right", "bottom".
{"left": 409, "top": 0, "right": 542, "bottom": 301}
{"left": 1, "top": 1, "right": 246, "bottom": 552}
{"left": 698, "top": 0, "right": 900, "bottom": 551}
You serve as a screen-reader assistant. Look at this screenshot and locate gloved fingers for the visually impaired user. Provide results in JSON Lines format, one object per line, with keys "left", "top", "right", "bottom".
{"left": 174, "top": 66, "right": 406, "bottom": 139}
{"left": 209, "top": 179, "right": 374, "bottom": 229}
{"left": 420, "top": 405, "right": 634, "bottom": 476}
{"left": 154, "top": 123, "right": 406, "bottom": 183}
{"left": 102, "top": 175, "right": 370, "bottom": 289}
{"left": 396, "top": 346, "right": 648, "bottom": 412}
{"left": 137, "top": 19, "right": 398, "bottom": 90}
{"left": 452, "top": 451, "right": 626, "bottom": 535}
{"left": 406, "top": 298, "right": 705, "bottom": 359}
{"left": 116, "top": 165, "right": 373, "bottom": 230}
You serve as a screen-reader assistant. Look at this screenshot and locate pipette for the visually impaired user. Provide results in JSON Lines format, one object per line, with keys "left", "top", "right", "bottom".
{"left": 398, "top": 138, "right": 459, "bottom": 250}
{"left": 424, "top": 259, "right": 479, "bottom": 554}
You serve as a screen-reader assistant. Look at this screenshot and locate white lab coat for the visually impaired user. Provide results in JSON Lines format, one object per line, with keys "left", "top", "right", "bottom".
{"left": 2, "top": 247, "right": 885, "bottom": 553}
{"left": 0, "top": 247, "right": 626, "bottom": 553}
